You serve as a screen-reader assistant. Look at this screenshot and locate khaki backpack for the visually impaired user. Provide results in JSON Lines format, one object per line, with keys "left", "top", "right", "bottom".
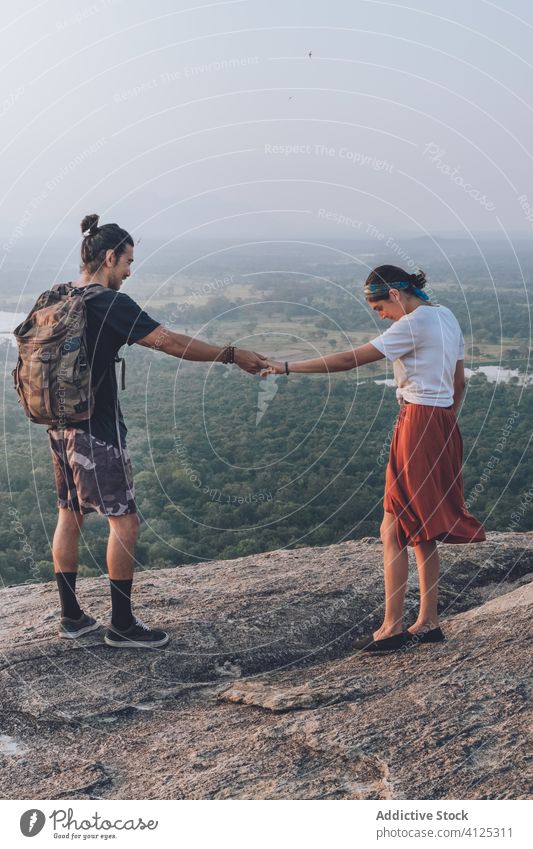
{"left": 12, "top": 282, "right": 124, "bottom": 427}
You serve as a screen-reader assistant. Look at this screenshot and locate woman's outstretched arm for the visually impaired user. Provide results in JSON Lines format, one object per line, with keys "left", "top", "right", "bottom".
{"left": 263, "top": 343, "right": 384, "bottom": 375}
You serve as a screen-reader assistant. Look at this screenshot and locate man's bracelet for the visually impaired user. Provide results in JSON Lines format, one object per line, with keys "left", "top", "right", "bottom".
{"left": 285, "top": 361, "right": 290, "bottom": 375}
{"left": 222, "top": 346, "right": 235, "bottom": 364}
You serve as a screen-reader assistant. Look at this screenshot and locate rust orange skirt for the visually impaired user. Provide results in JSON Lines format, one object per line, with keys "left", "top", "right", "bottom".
{"left": 384, "top": 403, "right": 486, "bottom": 548}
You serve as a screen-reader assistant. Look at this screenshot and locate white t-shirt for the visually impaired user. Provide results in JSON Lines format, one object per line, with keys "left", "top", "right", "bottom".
{"left": 369, "top": 305, "right": 465, "bottom": 407}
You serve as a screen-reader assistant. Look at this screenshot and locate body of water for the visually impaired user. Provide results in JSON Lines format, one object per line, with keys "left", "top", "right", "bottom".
{"left": 464, "top": 365, "right": 532, "bottom": 386}
{"left": 375, "top": 366, "right": 532, "bottom": 387}
{"left": 0, "top": 310, "right": 26, "bottom": 347}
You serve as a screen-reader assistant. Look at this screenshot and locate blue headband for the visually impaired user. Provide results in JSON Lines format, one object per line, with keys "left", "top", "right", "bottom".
{"left": 408, "top": 284, "right": 430, "bottom": 301}
{"left": 364, "top": 279, "right": 429, "bottom": 302}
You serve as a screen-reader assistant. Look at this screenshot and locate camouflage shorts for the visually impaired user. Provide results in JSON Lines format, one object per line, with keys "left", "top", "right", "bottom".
{"left": 48, "top": 428, "right": 136, "bottom": 517}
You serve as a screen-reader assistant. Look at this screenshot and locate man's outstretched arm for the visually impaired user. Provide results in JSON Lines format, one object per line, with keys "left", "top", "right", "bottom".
{"left": 135, "top": 325, "right": 266, "bottom": 374}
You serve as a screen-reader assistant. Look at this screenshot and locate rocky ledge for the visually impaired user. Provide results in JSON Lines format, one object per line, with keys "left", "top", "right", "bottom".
{"left": 0, "top": 531, "right": 531, "bottom": 800}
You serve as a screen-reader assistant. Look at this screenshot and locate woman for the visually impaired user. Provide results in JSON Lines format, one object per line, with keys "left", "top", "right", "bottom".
{"left": 263, "top": 265, "right": 486, "bottom": 653}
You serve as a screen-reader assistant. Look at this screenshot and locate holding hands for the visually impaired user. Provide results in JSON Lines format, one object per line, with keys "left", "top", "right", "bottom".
{"left": 228, "top": 347, "right": 287, "bottom": 377}
{"left": 260, "top": 359, "right": 286, "bottom": 377}
{"left": 233, "top": 349, "right": 270, "bottom": 375}
{"left": 230, "top": 344, "right": 383, "bottom": 378}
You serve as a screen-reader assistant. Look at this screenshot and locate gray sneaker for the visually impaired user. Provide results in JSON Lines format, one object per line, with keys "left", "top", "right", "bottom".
{"left": 104, "top": 617, "right": 170, "bottom": 649}
{"left": 59, "top": 612, "right": 100, "bottom": 639}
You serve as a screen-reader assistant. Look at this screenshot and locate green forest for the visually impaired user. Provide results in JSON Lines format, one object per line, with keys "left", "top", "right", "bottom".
{"left": 1, "top": 336, "right": 532, "bottom": 587}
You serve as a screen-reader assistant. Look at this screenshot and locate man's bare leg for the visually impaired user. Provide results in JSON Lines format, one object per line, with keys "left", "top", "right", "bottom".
{"left": 53, "top": 507, "right": 84, "bottom": 621}
{"left": 107, "top": 514, "right": 140, "bottom": 631}
{"left": 373, "top": 510, "right": 409, "bottom": 640}
{"left": 107, "top": 514, "right": 140, "bottom": 580}
{"left": 52, "top": 507, "right": 99, "bottom": 635}
{"left": 104, "top": 513, "right": 169, "bottom": 646}
{"left": 52, "top": 507, "right": 84, "bottom": 574}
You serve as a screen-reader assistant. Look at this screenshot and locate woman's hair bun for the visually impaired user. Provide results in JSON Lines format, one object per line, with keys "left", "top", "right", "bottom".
{"left": 410, "top": 270, "right": 426, "bottom": 289}
{"left": 81, "top": 214, "right": 100, "bottom": 237}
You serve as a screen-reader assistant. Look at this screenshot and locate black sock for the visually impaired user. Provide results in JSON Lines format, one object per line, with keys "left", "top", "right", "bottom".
{"left": 56, "top": 571, "right": 82, "bottom": 620}
{"left": 109, "top": 579, "right": 133, "bottom": 630}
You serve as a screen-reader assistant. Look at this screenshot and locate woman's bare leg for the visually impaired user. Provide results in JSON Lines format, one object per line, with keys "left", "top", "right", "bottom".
{"left": 373, "top": 511, "right": 409, "bottom": 640}
{"left": 408, "top": 540, "right": 440, "bottom": 632}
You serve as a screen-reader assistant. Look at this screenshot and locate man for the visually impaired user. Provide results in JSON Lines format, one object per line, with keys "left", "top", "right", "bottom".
{"left": 49, "top": 214, "right": 266, "bottom": 649}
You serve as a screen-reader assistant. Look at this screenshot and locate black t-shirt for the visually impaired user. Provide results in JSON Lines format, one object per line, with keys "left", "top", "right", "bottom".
{"left": 65, "top": 283, "right": 160, "bottom": 447}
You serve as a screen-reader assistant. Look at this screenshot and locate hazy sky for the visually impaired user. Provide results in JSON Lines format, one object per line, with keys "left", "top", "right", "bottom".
{"left": 2, "top": 0, "right": 533, "bottom": 256}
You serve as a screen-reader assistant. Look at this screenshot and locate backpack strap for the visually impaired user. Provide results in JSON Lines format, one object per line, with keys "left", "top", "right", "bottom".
{"left": 49, "top": 281, "right": 105, "bottom": 303}
{"left": 63, "top": 284, "right": 127, "bottom": 399}
{"left": 68, "top": 282, "right": 107, "bottom": 302}
{"left": 114, "top": 354, "right": 126, "bottom": 390}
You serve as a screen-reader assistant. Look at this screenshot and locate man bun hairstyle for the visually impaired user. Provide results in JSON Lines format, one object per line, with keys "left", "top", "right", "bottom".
{"left": 410, "top": 269, "right": 427, "bottom": 289}
{"left": 80, "top": 213, "right": 134, "bottom": 273}
{"left": 364, "top": 264, "right": 428, "bottom": 302}
{"left": 81, "top": 213, "right": 100, "bottom": 237}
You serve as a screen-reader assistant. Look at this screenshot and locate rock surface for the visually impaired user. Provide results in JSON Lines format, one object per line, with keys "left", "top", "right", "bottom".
{"left": 0, "top": 531, "right": 531, "bottom": 800}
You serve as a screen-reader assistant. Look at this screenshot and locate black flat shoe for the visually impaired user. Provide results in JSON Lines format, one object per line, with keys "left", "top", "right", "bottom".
{"left": 405, "top": 625, "right": 445, "bottom": 644}
{"left": 353, "top": 632, "right": 411, "bottom": 654}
